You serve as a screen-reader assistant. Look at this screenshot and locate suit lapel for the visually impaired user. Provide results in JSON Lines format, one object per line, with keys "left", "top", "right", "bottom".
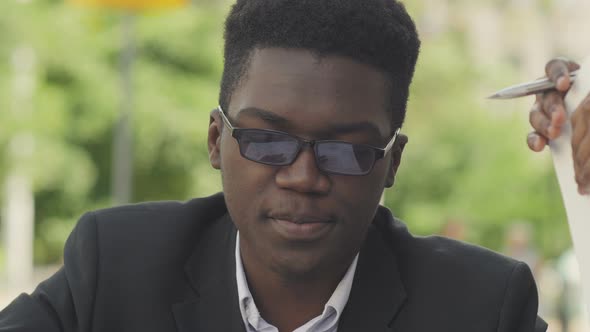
{"left": 172, "top": 213, "right": 246, "bottom": 332}
{"left": 172, "top": 204, "right": 406, "bottom": 332}
{"left": 338, "top": 209, "right": 407, "bottom": 332}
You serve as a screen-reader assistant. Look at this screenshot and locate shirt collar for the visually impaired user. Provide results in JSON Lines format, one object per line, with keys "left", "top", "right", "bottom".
{"left": 235, "top": 231, "right": 359, "bottom": 331}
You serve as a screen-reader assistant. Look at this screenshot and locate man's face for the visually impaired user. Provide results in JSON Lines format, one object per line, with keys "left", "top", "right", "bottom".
{"left": 208, "top": 48, "right": 404, "bottom": 278}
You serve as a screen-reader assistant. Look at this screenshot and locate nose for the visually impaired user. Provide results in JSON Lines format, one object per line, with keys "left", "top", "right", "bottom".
{"left": 275, "top": 145, "right": 331, "bottom": 194}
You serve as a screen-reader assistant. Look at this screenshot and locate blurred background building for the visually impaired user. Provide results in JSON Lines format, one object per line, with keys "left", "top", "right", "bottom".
{"left": 1, "top": 0, "right": 589, "bottom": 330}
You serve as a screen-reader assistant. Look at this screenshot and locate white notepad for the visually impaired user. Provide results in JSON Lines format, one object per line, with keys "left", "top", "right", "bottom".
{"left": 550, "top": 56, "right": 590, "bottom": 319}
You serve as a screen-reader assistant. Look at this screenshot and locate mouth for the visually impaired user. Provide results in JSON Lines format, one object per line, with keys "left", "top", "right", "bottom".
{"left": 268, "top": 214, "right": 335, "bottom": 241}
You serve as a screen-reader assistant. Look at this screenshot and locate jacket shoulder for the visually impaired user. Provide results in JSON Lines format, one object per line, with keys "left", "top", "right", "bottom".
{"left": 374, "top": 207, "right": 542, "bottom": 330}
{"left": 85, "top": 192, "right": 226, "bottom": 245}
{"left": 374, "top": 207, "right": 524, "bottom": 285}
{"left": 91, "top": 192, "right": 225, "bottom": 229}
{"left": 401, "top": 234, "right": 541, "bottom": 330}
{"left": 68, "top": 192, "right": 228, "bottom": 285}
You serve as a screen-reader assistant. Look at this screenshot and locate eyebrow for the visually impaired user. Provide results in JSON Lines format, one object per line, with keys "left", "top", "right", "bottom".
{"left": 235, "top": 107, "right": 292, "bottom": 128}
{"left": 235, "top": 107, "right": 384, "bottom": 138}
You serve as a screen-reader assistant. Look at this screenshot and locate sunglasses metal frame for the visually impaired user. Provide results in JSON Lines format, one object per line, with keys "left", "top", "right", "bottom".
{"left": 216, "top": 106, "right": 401, "bottom": 176}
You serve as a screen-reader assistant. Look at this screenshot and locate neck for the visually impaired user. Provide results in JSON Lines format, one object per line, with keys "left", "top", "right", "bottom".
{"left": 239, "top": 240, "right": 356, "bottom": 332}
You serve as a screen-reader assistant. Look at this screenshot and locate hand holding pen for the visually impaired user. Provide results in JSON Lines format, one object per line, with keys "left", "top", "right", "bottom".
{"left": 491, "top": 58, "right": 590, "bottom": 194}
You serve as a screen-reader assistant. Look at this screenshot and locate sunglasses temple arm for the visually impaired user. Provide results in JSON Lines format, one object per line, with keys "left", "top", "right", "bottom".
{"left": 383, "top": 128, "right": 401, "bottom": 154}
{"left": 217, "top": 105, "right": 235, "bottom": 131}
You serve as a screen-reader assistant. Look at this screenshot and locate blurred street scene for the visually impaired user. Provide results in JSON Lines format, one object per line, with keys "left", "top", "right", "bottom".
{"left": 1, "top": 0, "right": 590, "bottom": 330}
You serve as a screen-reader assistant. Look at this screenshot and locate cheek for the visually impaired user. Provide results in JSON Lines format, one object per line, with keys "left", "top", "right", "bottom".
{"left": 333, "top": 174, "right": 386, "bottom": 224}
{"left": 220, "top": 135, "right": 252, "bottom": 185}
{"left": 219, "top": 138, "right": 275, "bottom": 223}
{"left": 341, "top": 167, "right": 388, "bottom": 219}
{"left": 220, "top": 144, "right": 271, "bottom": 189}
{"left": 340, "top": 165, "right": 387, "bottom": 202}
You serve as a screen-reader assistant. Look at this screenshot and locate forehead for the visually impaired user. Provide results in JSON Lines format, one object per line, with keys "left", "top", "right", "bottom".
{"left": 228, "top": 48, "right": 393, "bottom": 137}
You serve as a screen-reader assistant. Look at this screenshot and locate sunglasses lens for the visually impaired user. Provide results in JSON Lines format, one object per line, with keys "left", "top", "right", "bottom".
{"left": 234, "top": 129, "right": 378, "bottom": 175}
{"left": 316, "top": 142, "right": 376, "bottom": 175}
{"left": 237, "top": 130, "right": 299, "bottom": 165}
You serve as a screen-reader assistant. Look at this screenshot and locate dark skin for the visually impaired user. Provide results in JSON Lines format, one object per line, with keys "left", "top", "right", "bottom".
{"left": 528, "top": 58, "right": 590, "bottom": 195}
{"left": 207, "top": 48, "right": 406, "bottom": 331}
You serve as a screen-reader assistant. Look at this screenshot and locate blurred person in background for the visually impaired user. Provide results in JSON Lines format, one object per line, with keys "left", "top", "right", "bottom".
{"left": 502, "top": 222, "right": 554, "bottom": 327}
{"left": 439, "top": 217, "right": 467, "bottom": 241}
{"left": 556, "top": 248, "right": 590, "bottom": 332}
{"left": 504, "top": 222, "right": 540, "bottom": 274}
{"left": 1, "top": 1, "right": 590, "bottom": 332}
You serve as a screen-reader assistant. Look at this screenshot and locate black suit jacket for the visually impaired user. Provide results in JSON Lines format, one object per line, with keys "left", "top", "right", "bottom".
{"left": 0, "top": 193, "right": 547, "bottom": 331}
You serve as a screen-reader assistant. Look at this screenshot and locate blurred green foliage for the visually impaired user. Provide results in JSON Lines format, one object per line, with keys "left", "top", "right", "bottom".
{"left": 388, "top": 34, "right": 570, "bottom": 256}
{"left": 0, "top": 0, "right": 571, "bottom": 265}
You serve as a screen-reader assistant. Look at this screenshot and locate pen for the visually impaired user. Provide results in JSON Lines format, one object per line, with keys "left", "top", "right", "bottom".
{"left": 488, "top": 70, "right": 579, "bottom": 99}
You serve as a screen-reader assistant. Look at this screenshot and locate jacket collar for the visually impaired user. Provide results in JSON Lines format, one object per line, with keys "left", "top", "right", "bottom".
{"left": 172, "top": 212, "right": 245, "bottom": 332}
{"left": 338, "top": 206, "right": 408, "bottom": 332}
{"left": 172, "top": 199, "right": 407, "bottom": 332}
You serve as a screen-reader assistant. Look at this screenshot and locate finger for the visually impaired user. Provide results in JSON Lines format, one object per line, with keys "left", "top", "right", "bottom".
{"left": 573, "top": 134, "right": 590, "bottom": 191}
{"left": 540, "top": 91, "right": 568, "bottom": 138}
{"left": 527, "top": 132, "right": 547, "bottom": 152}
{"left": 574, "top": 129, "right": 590, "bottom": 170}
{"left": 545, "top": 58, "right": 580, "bottom": 92}
{"left": 572, "top": 96, "right": 590, "bottom": 147}
{"left": 572, "top": 97, "right": 590, "bottom": 186}
{"left": 529, "top": 104, "right": 552, "bottom": 139}
{"left": 575, "top": 158, "right": 590, "bottom": 195}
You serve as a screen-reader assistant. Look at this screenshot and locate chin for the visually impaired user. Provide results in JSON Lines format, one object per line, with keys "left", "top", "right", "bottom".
{"left": 269, "top": 251, "right": 328, "bottom": 281}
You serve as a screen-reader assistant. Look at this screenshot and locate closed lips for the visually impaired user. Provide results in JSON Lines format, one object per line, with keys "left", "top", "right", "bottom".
{"left": 268, "top": 215, "right": 333, "bottom": 224}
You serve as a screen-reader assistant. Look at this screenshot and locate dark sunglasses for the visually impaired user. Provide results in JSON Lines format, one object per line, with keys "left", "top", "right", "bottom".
{"left": 217, "top": 106, "right": 401, "bottom": 176}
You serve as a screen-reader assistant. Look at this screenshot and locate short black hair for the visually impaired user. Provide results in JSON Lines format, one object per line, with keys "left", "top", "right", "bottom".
{"left": 219, "top": 0, "right": 421, "bottom": 129}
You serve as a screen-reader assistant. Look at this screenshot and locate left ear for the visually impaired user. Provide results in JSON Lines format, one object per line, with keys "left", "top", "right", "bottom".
{"left": 208, "top": 109, "right": 223, "bottom": 170}
{"left": 385, "top": 134, "right": 408, "bottom": 188}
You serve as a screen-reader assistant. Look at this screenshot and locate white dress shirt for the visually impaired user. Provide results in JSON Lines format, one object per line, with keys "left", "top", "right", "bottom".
{"left": 235, "top": 232, "right": 359, "bottom": 332}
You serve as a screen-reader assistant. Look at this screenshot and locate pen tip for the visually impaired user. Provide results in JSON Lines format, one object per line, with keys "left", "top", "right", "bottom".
{"left": 487, "top": 93, "right": 500, "bottom": 99}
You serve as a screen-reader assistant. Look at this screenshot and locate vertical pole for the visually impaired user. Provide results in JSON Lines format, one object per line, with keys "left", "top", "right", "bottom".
{"left": 3, "top": 175, "right": 34, "bottom": 287}
{"left": 3, "top": 45, "right": 36, "bottom": 287}
{"left": 112, "top": 13, "right": 135, "bottom": 205}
